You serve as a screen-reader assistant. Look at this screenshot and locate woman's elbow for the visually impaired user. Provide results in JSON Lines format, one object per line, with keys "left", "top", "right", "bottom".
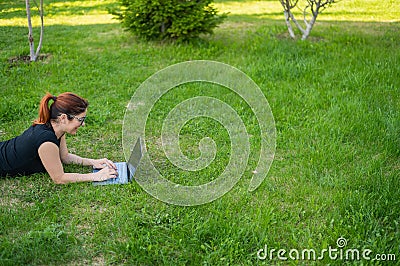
{"left": 60, "top": 154, "right": 69, "bottom": 164}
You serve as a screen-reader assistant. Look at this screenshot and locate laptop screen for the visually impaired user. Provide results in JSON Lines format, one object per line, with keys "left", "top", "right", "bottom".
{"left": 127, "top": 137, "right": 143, "bottom": 181}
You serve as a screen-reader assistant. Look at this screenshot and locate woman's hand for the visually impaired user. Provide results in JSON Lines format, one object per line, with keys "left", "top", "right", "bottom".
{"left": 94, "top": 167, "right": 118, "bottom": 181}
{"left": 91, "top": 158, "right": 117, "bottom": 170}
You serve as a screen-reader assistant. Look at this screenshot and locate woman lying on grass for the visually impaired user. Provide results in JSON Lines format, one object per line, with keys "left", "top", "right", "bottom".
{"left": 0, "top": 92, "right": 118, "bottom": 184}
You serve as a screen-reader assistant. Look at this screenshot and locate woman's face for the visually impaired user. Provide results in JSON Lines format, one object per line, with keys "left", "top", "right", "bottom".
{"left": 63, "top": 110, "right": 87, "bottom": 135}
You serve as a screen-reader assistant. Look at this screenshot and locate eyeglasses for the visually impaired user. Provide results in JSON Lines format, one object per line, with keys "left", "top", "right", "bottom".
{"left": 66, "top": 114, "right": 86, "bottom": 125}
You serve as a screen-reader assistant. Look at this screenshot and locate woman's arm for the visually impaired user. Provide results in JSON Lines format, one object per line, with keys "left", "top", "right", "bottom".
{"left": 38, "top": 142, "right": 118, "bottom": 184}
{"left": 59, "top": 135, "right": 116, "bottom": 169}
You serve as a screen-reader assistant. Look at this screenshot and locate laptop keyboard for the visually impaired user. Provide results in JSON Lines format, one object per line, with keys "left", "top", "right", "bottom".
{"left": 93, "top": 162, "right": 128, "bottom": 185}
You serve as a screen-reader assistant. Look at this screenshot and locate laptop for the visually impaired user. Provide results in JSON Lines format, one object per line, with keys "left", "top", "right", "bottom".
{"left": 92, "top": 138, "right": 143, "bottom": 185}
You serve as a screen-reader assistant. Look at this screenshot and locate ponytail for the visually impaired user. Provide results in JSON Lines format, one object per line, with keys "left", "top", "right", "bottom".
{"left": 33, "top": 92, "right": 56, "bottom": 125}
{"left": 33, "top": 92, "right": 88, "bottom": 126}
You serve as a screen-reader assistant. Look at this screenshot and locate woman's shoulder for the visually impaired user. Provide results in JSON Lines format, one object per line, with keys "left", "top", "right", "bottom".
{"left": 27, "top": 123, "right": 52, "bottom": 136}
{"left": 31, "top": 124, "right": 60, "bottom": 147}
{"left": 33, "top": 123, "right": 53, "bottom": 131}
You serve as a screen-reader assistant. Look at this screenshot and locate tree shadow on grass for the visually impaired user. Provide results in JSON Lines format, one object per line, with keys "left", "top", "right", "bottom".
{"left": 1, "top": 16, "right": 399, "bottom": 65}
{"left": 0, "top": 0, "right": 119, "bottom": 20}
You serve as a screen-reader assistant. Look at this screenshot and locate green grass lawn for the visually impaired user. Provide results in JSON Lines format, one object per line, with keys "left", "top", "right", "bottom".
{"left": 1, "top": 0, "right": 399, "bottom": 265}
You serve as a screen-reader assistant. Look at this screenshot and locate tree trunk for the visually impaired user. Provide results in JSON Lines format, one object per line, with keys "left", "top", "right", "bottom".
{"left": 35, "top": 0, "right": 44, "bottom": 58}
{"left": 283, "top": 10, "right": 295, "bottom": 39}
{"left": 301, "top": 6, "right": 319, "bottom": 41}
{"left": 301, "top": 13, "right": 317, "bottom": 40}
{"left": 26, "top": 0, "right": 36, "bottom": 61}
{"left": 279, "top": 0, "right": 336, "bottom": 41}
{"left": 25, "top": 0, "right": 44, "bottom": 62}
{"left": 290, "top": 11, "right": 305, "bottom": 35}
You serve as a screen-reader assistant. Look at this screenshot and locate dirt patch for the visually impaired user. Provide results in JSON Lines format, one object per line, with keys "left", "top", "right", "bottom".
{"left": 8, "top": 53, "right": 52, "bottom": 66}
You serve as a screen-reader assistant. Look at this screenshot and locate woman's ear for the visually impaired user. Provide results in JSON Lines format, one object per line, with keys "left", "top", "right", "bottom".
{"left": 59, "top": 114, "right": 67, "bottom": 124}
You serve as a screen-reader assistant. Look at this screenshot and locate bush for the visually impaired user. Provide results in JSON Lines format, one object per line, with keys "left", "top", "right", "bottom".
{"left": 111, "top": 0, "right": 227, "bottom": 41}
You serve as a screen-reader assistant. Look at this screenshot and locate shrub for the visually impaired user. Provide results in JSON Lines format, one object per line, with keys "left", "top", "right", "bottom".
{"left": 111, "top": 0, "right": 227, "bottom": 41}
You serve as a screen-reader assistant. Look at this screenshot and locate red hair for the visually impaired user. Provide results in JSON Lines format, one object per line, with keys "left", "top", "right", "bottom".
{"left": 33, "top": 92, "right": 89, "bottom": 125}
